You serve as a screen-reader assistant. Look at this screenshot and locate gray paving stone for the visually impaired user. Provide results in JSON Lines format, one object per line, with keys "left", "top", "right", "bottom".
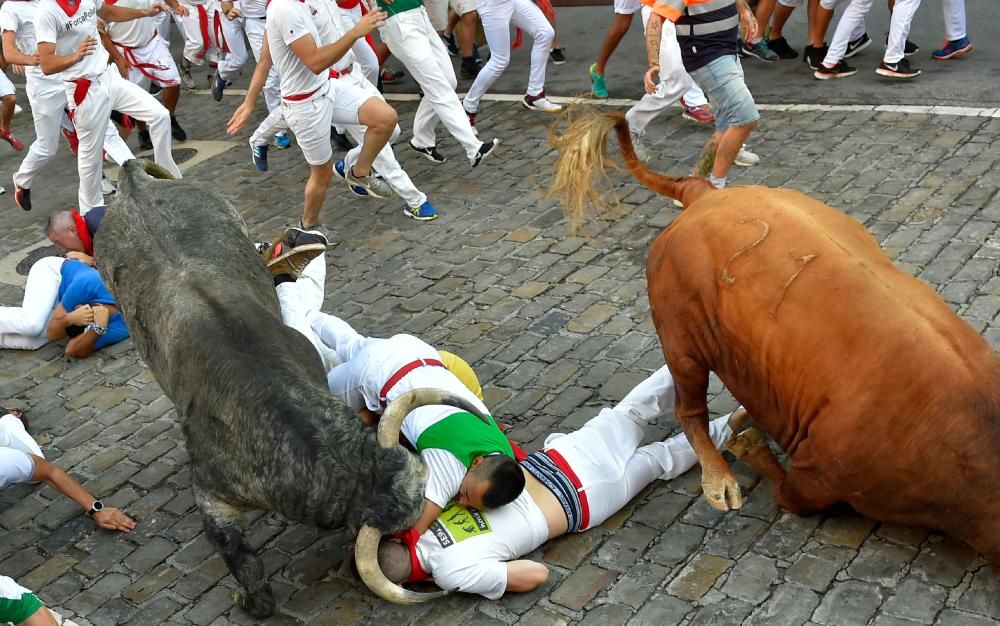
{"left": 746, "top": 584, "right": 820, "bottom": 626}
{"left": 811, "top": 581, "right": 883, "bottom": 626}
{"left": 881, "top": 577, "right": 948, "bottom": 622}
{"left": 720, "top": 553, "right": 779, "bottom": 604}
{"left": 687, "top": 597, "right": 754, "bottom": 626}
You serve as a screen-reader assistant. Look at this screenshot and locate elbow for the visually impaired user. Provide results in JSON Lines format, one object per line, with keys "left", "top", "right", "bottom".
{"left": 531, "top": 567, "right": 550, "bottom": 588}
{"left": 65, "top": 342, "right": 95, "bottom": 359}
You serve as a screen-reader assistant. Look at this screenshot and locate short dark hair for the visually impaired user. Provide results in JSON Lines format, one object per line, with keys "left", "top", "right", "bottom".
{"left": 476, "top": 455, "right": 526, "bottom": 509}
{"left": 377, "top": 540, "right": 412, "bottom": 584}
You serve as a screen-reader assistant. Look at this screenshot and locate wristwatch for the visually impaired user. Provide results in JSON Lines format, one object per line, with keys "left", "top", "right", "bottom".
{"left": 87, "top": 500, "right": 104, "bottom": 517}
{"left": 85, "top": 322, "right": 108, "bottom": 336}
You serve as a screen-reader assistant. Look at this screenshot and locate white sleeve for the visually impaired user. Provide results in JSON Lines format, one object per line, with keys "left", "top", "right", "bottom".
{"left": 433, "top": 559, "right": 508, "bottom": 600}
{"left": 421, "top": 449, "right": 467, "bottom": 509}
{"left": 33, "top": 6, "right": 58, "bottom": 45}
{"left": 273, "top": 4, "right": 315, "bottom": 46}
{"left": 0, "top": 448, "right": 35, "bottom": 489}
{"left": 0, "top": 6, "right": 19, "bottom": 34}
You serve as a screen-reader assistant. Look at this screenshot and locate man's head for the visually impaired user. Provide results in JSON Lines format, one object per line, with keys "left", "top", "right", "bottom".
{"left": 377, "top": 539, "right": 413, "bottom": 584}
{"left": 46, "top": 211, "right": 84, "bottom": 253}
{"left": 457, "top": 454, "right": 526, "bottom": 511}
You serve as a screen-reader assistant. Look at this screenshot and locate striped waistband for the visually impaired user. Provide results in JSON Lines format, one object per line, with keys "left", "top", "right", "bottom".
{"left": 522, "top": 451, "right": 583, "bottom": 533}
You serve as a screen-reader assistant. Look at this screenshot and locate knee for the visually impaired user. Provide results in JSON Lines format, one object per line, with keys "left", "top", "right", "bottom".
{"left": 369, "top": 102, "right": 398, "bottom": 132}
{"left": 537, "top": 23, "right": 555, "bottom": 46}
{"left": 2, "top": 95, "right": 15, "bottom": 106}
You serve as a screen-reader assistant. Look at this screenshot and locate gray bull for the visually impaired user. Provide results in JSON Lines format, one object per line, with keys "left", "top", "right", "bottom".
{"left": 96, "top": 161, "right": 473, "bottom": 614}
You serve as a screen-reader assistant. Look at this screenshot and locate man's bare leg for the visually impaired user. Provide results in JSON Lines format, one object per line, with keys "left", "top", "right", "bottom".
{"left": 712, "top": 122, "right": 756, "bottom": 183}
{"left": 595, "top": 13, "right": 634, "bottom": 76}
{"left": 352, "top": 97, "right": 398, "bottom": 178}
{"left": 770, "top": 2, "right": 796, "bottom": 40}
{"left": 302, "top": 161, "right": 334, "bottom": 229}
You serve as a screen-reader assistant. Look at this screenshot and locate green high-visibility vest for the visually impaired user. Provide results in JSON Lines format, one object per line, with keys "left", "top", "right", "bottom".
{"left": 414, "top": 411, "right": 514, "bottom": 468}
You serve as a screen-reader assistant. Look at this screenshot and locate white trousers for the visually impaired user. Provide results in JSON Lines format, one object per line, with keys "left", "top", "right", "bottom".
{"left": 219, "top": 16, "right": 282, "bottom": 113}
{"left": 340, "top": 6, "right": 380, "bottom": 86}
{"left": 0, "top": 71, "right": 14, "bottom": 97}
{"left": 275, "top": 255, "right": 340, "bottom": 371}
{"left": 178, "top": 0, "right": 221, "bottom": 65}
{"left": 154, "top": 8, "right": 187, "bottom": 45}
{"left": 15, "top": 77, "right": 132, "bottom": 190}
{"left": 543, "top": 366, "right": 733, "bottom": 530}
{"left": 119, "top": 36, "right": 181, "bottom": 89}
{"left": 0, "top": 257, "right": 63, "bottom": 351}
{"left": 380, "top": 7, "right": 481, "bottom": 159}
{"left": 824, "top": 0, "right": 921, "bottom": 65}
{"left": 71, "top": 66, "right": 180, "bottom": 213}
{"left": 0, "top": 414, "right": 43, "bottom": 458}
{"left": 463, "top": 0, "right": 553, "bottom": 112}
{"left": 625, "top": 7, "right": 708, "bottom": 137}
{"left": 943, "top": 0, "right": 965, "bottom": 40}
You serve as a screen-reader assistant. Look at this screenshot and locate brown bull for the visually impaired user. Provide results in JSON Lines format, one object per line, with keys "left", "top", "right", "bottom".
{"left": 550, "top": 110, "right": 1000, "bottom": 563}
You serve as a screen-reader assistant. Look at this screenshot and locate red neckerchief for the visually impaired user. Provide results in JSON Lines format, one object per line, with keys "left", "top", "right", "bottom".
{"left": 508, "top": 438, "right": 528, "bottom": 462}
{"left": 390, "top": 528, "right": 431, "bottom": 583}
{"left": 54, "top": 0, "right": 83, "bottom": 18}
{"left": 71, "top": 210, "right": 94, "bottom": 255}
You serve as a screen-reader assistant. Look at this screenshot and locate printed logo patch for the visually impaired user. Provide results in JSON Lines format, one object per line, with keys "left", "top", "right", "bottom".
{"left": 428, "top": 501, "right": 492, "bottom": 548}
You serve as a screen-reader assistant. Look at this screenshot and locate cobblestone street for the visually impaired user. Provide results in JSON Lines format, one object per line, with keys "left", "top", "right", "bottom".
{"left": 1, "top": 92, "right": 999, "bottom": 626}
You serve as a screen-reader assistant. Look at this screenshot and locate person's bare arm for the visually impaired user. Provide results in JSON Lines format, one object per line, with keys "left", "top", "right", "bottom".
{"left": 735, "top": 0, "right": 757, "bottom": 41}
{"left": 29, "top": 455, "right": 136, "bottom": 531}
{"left": 412, "top": 498, "right": 444, "bottom": 535}
{"left": 37, "top": 39, "right": 97, "bottom": 75}
{"left": 46, "top": 303, "right": 94, "bottom": 341}
{"left": 227, "top": 36, "right": 272, "bottom": 134}
{"left": 288, "top": 10, "right": 386, "bottom": 73}
{"left": 65, "top": 251, "right": 95, "bottom": 267}
{"left": 98, "top": 1, "right": 166, "bottom": 23}
{"left": 21, "top": 605, "right": 59, "bottom": 626}
{"left": 2, "top": 31, "right": 39, "bottom": 66}
{"left": 98, "top": 23, "right": 128, "bottom": 77}
{"left": 505, "top": 560, "right": 550, "bottom": 593}
{"left": 643, "top": 14, "right": 664, "bottom": 94}
{"left": 65, "top": 303, "right": 113, "bottom": 358}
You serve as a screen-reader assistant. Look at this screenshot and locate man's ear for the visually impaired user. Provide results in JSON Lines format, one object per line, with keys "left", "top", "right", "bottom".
{"left": 470, "top": 456, "right": 486, "bottom": 469}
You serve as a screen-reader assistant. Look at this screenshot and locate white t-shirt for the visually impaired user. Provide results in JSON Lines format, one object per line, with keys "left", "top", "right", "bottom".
{"left": 0, "top": 0, "right": 54, "bottom": 83}
{"left": 0, "top": 448, "right": 35, "bottom": 489}
{"left": 401, "top": 405, "right": 477, "bottom": 508}
{"left": 266, "top": 0, "right": 326, "bottom": 99}
{"left": 415, "top": 494, "right": 550, "bottom": 600}
{"left": 34, "top": 0, "right": 109, "bottom": 80}
{"left": 240, "top": 0, "right": 266, "bottom": 19}
{"left": 302, "top": 0, "right": 354, "bottom": 71}
{"left": 105, "top": 0, "right": 155, "bottom": 47}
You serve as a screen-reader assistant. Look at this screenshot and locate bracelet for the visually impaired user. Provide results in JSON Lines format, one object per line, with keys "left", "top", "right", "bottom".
{"left": 85, "top": 322, "right": 108, "bottom": 337}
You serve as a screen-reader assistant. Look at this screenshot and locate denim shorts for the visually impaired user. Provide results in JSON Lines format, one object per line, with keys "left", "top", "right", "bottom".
{"left": 689, "top": 55, "right": 760, "bottom": 132}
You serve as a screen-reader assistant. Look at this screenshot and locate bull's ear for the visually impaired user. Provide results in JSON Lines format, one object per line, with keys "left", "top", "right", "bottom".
{"left": 141, "top": 161, "right": 176, "bottom": 180}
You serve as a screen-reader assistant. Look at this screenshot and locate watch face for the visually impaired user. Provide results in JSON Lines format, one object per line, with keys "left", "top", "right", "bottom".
{"left": 92, "top": 501, "right": 104, "bottom": 512}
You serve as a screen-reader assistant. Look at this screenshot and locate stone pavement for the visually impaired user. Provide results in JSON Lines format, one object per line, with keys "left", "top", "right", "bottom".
{"left": 1, "top": 93, "right": 1000, "bottom": 626}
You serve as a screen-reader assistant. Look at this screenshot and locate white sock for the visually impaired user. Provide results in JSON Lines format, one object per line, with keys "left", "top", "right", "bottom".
{"left": 709, "top": 174, "right": 727, "bottom": 189}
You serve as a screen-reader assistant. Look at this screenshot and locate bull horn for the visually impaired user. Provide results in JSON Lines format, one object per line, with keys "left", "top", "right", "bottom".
{"left": 354, "top": 525, "right": 449, "bottom": 604}
{"left": 376, "top": 388, "right": 491, "bottom": 448}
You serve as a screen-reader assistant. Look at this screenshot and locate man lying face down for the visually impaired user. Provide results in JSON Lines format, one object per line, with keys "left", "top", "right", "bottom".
{"left": 264, "top": 238, "right": 526, "bottom": 534}
{"left": 373, "top": 366, "right": 747, "bottom": 598}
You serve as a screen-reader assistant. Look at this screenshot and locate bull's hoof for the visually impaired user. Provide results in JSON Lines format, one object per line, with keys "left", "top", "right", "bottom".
{"left": 232, "top": 585, "right": 275, "bottom": 618}
{"left": 702, "top": 468, "right": 742, "bottom": 511}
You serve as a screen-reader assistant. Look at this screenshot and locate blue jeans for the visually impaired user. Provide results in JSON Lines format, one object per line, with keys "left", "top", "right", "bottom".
{"left": 689, "top": 55, "right": 759, "bottom": 132}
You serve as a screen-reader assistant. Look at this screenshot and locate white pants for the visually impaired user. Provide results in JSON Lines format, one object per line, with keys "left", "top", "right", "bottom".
{"left": 543, "top": 366, "right": 733, "bottom": 530}
{"left": 0, "top": 71, "right": 14, "bottom": 97}
{"left": 0, "top": 414, "right": 43, "bottom": 458}
{"left": 824, "top": 0, "right": 920, "bottom": 65}
{"left": 625, "top": 8, "right": 708, "bottom": 137}
{"left": 380, "top": 7, "right": 481, "bottom": 159}
{"left": 0, "top": 257, "right": 63, "bottom": 351}
{"left": 178, "top": 0, "right": 221, "bottom": 65}
{"left": 275, "top": 255, "right": 340, "bottom": 371}
{"left": 943, "top": 0, "right": 965, "bottom": 40}
{"left": 118, "top": 35, "right": 181, "bottom": 89}
{"left": 14, "top": 77, "right": 131, "bottom": 189}
{"left": 340, "top": 6, "right": 380, "bottom": 86}
{"left": 70, "top": 66, "right": 180, "bottom": 213}
{"left": 154, "top": 8, "right": 186, "bottom": 45}
{"left": 219, "top": 16, "right": 282, "bottom": 113}
{"left": 463, "top": 0, "right": 554, "bottom": 112}
{"left": 424, "top": 0, "right": 450, "bottom": 29}
{"left": 282, "top": 77, "right": 372, "bottom": 166}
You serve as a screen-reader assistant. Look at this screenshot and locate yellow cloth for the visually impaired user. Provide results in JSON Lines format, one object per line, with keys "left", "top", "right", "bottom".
{"left": 437, "top": 350, "right": 483, "bottom": 401}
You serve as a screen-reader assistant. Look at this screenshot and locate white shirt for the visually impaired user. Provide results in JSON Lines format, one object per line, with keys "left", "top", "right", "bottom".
{"left": 105, "top": 0, "right": 155, "bottom": 47}
{"left": 0, "top": 0, "right": 54, "bottom": 83}
{"left": 0, "top": 448, "right": 35, "bottom": 489}
{"left": 266, "top": 0, "right": 326, "bottom": 99}
{"left": 415, "top": 494, "right": 550, "bottom": 600}
{"left": 302, "top": 0, "right": 354, "bottom": 71}
{"left": 34, "top": 0, "right": 109, "bottom": 81}
{"left": 0, "top": 575, "right": 33, "bottom": 601}
{"left": 240, "top": 0, "right": 266, "bottom": 19}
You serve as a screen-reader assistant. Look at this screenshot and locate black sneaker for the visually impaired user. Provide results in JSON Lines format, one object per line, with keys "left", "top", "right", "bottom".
{"left": 472, "top": 138, "right": 500, "bottom": 168}
{"left": 885, "top": 32, "right": 919, "bottom": 56}
{"left": 767, "top": 36, "right": 798, "bottom": 60}
{"left": 876, "top": 58, "right": 921, "bottom": 78}
{"left": 409, "top": 141, "right": 447, "bottom": 164}
{"left": 460, "top": 63, "right": 480, "bottom": 79}
{"left": 802, "top": 44, "right": 828, "bottom": 70}
{"left": 844, "top": 32, "right": 871, "bottom": 58}
{"left": 138, "top": 129, "right": 153, "bottom": 151}
{"left": 331, "top": 129, "right": 355, "bottom": 151}
{"left": 549, "top": 48, "right": 566, "bottom": 65}
{"left": 814, "top": 60, "right": 857, "bottom": 80}
{"left": 170, "top": 115, "right": 187, "bottom": 141}
{"left": 13, "top": 183, "right": 30, "bottom": 211}
{"left": 286, "top": 225, "right": 330, "bottom": 249}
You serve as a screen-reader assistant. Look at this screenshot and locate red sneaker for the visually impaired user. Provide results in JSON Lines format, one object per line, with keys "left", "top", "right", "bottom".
{"left": 681, "top": 102, "right": 715, "bottom": 124}
{"left": 0, "top": 129, "right": 24, "bottom": 151}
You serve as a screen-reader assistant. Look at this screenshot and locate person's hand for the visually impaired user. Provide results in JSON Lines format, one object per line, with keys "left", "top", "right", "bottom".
{"left": 12, "top": 64, "right": 25, "bottom": 76}
{"left": 227, "top": 102, "right": 253, "bottom": 135}
{"left": 74, "top": 36, "right": 98, "bottom": 63}
{"left": 644, "top": 65, "right": 659, "bottom": 94}
{"left": 146, "top": 2, "right": 167, "bottom": 16}
{"left": 92, "top": 507, "right": 136, "bottom": 532}
{"left": 66, "top": 304, "right": 94, "bottom": 326}
{"left": 172, "top": 2, "right": 189, "bottom": 16}
{"left": 93, "top": 304, "right": 110, "bottom": 326}
{"left": 351, "top": 9, "right": 387, "bottom": 38}
{"left": 65, "top": 251, "right": 95, "bottom": 266}
{"left": 739, "top": 9, "right": 758, "bottom": 43}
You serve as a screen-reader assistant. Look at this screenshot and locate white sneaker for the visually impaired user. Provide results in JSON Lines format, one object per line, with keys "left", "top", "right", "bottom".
{"left": 522, "top": 95, "right": 562, "bottom": 113}
{"left": 101, "top": 176, "right": 117, "bottom": 195}
{"left": 734, "top": 144, "right": 760, "bottom": 167}
{"left": 13, "top": 104, "right": 22, "bottom": 116}
{"left": 630, "top": 132, "right": 651, "bottom": 162}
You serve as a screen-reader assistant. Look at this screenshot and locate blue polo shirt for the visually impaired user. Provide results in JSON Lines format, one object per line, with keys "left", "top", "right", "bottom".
{"left": 57, "top": 260, "right": 129, "bottom": 350}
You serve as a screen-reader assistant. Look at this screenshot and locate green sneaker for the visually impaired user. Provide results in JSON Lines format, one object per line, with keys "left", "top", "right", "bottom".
{"left": 589, "top": 63, "right": 609, "bottom": 99}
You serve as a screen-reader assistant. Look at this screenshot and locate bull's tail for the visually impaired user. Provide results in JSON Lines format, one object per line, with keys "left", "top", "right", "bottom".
{"left": 548, "top": 108, "right": 714, "bottom": 231}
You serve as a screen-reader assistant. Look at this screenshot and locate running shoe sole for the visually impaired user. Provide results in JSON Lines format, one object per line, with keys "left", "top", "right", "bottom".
{"left": 875, "top": 67, "right": 921, "bottom": 78}
{"left": 814, "top": 67, "right": 858, "bottom": 79}
{"left": 933, "top": 44, "right": 972, "bottom": 60}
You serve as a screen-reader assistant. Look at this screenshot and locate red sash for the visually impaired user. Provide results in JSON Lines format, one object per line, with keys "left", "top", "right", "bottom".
{"left": 544, "top": 448, "right": 590, "bottom": 531}
{"left": 378, "top": 358, "right": 445, "bottom": 407}
{"left": 213, "top": 9, "right": 230, "bottom": 54}
{"left": 116, "top": 34, "right": 179, "bottom": 86}
{"left": 195, "top": 4, "right": 212, "bottom": 58}
{"left": 71, "top": 211, "right": 94, "bottom": 255}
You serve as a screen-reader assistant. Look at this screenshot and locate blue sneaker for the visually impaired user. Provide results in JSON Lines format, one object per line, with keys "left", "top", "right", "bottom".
{"left": 334, "top": 159, "right": 368, "bottom": 197}
{"left": 441, "top": 33, "right": 459, "bottom": 57}
{"left": 211, "top": 69, "right": 226, "bottom": 102}
{"left": 274, "top": 133, "right": 292, "bottom": 149}
{"left": 932, "top": 36, "right": 972, "bottom": 60}
{"left": 250, "top": 142, "right": 268, "bottom": 172}
{"left": 404, "top": 200, "right": 438, "bottom": 221}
